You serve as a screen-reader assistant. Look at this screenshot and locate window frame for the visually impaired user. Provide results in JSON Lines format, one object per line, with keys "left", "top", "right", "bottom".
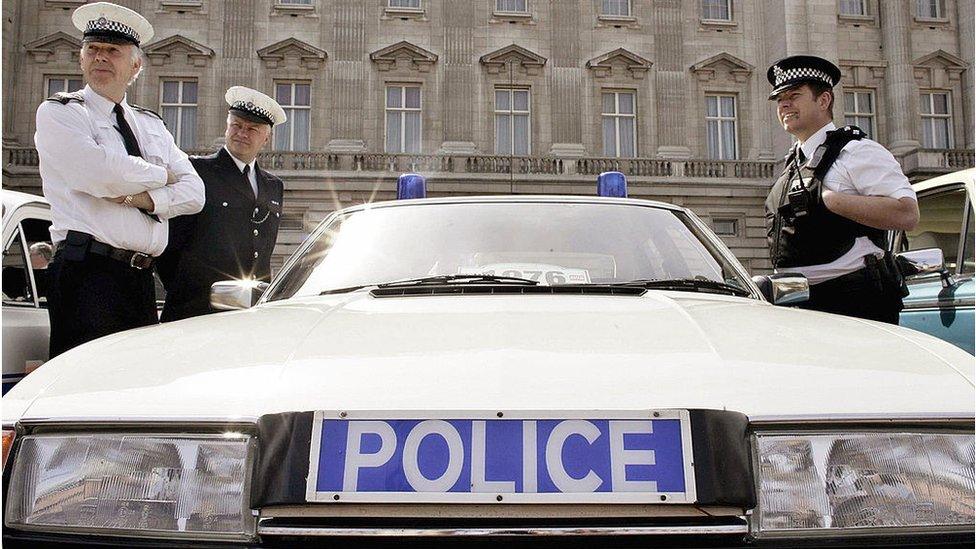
{"left": 842, "top": 89, "right": 876, "bottom": 138}
{"left": 387, "top": 0, "right": 422, "bottom": 10}
{"left": 494, "top": 87, "right": 532, "bottom": 156}
{"left": 601, "top": 90, "right": 638, "bottom": 158}
{"left": 495, "top": 0, "right": 527, "bottom": 13}
{"left": 44, "top": 75, "right": 84, "bottom": 98}
{"left": 273, "top": 81, "right": 312, "bottom": 152}
{"left": 159, "top": 79, "right": 198, "bottom": 150}
{"left": 385, "top": 84, "right": 423, "bottom": 154}
{"left": 919, "top": 91, "right": 954, "bottom": 149}
{"left": 704, "top": 93, "right": 739, "bottom": 160}
{"left": 599, "top": 0, "right": 632, "bottom": 18}
{"left": 896, "top": 185, "right": 971, "bottom": 279}
{"left": 915, "top": 0, "right": 945, "bottom": 20}
{"left": 838, "top": 0, "right": 867, "bottom": 16}
{"left": 2, "top": 225, "right": 38, "bottom": 308}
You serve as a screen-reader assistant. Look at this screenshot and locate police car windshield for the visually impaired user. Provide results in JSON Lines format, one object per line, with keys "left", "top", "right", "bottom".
{"left": 265, "top": 201, "right": 753, "bottom": 301}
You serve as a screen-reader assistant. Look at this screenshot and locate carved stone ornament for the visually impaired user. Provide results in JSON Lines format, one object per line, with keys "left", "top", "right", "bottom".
{"left": 24, "top": 32, "right": 82, "bottom": 64}
{"left": 257, "top": 38, "right": 327, "bottom": 70}
{"left": 143, "top": 34, "right": 215, "bottom": 67}
{"left": 690, "top": 52, "right": 754, "bottom": 83}
{"left": 585, "top": 48, "right": 653, "bottom": 80}
{"left": 479, "top": 44, "right": 547, "bottom": 76}
{"left": 369, "top": 41, "right": 438, "bottom": 73}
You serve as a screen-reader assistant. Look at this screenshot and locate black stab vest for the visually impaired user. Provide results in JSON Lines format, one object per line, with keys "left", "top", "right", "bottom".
{"left": 764, "top": 126, "right": 886, "bottom": 269}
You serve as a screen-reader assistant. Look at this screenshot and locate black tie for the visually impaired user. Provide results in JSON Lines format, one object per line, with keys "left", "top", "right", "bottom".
{"left": 114, "top": 103, "right": 143, "bottom": 157}
{"left": 242, "top": 165, "right": 256, "bottom": 198}
{"left": 114, "top": 104, "right": 159, "bottom": 222}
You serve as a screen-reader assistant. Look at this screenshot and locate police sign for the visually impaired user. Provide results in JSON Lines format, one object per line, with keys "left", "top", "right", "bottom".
{"left": 306, "top": 410, "right": 696, "bottom": 504}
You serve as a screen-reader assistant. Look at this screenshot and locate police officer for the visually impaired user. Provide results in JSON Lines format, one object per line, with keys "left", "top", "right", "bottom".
{"left": 35, "top": 2, "right": 205, "bottom": 357}
{"left": 765, "top": 55, "right": 919, "bottom": 323}
{"left": 157, "top": 87, "right": 286, "bottom": 321}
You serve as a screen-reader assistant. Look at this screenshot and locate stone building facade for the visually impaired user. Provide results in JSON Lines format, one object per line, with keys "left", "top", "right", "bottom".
{"left": 3, "top": 0, "right": 973, "bottom": 273}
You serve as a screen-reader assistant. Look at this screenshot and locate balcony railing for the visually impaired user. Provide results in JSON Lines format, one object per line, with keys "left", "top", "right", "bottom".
{"left": 4, "top": 146, "right": 781, "bottom": 179}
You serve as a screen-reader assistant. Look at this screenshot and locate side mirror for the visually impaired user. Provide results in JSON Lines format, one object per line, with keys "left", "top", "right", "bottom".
{"left": 895, "top": 248, "right": 953, "bottom": 286}
{"left": 210, "top": 280, "right": 270, "bottom": 311}
{"left": 752, "top": 273, "right": 810, "bottom": 306}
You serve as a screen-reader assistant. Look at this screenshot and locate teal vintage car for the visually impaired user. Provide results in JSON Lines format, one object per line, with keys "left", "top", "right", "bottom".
{"left": 893, "top": 168, "right": 975, "bottom": 354}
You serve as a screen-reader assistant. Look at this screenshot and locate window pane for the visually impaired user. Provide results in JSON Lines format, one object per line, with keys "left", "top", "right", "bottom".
{"left": 919, "top": 94, "right": 931, "bottom": 114}
{"left": 602, "top": 93, "right": 616, "bottom": 114}
{"left": 705, "top": 95, "right": 718, "bottom": 117}
{"left": 404, "top": 87, "right": 421, "bottom": 109}
{"left": 386, "top": 112, "right": 401, "bottom": 152}
{"left": 844, "top": 92, "right": 856, "bottom": 113}
{"left": 47, "top": 79, "right": 63, "bottom": 97}
{"left": 295, "top": 84, "right": 311, "bottom": 106}
{"left": 922, "top": 119, "right": 934, "bottom": 147}
{"left": 495, "top": 114, "right": 511, "bottom": 154}
{"left": 720, "top": 96, "right": 735, "bottom": 117}
{"left": 513, "top": 114, "right": 529, "bottom": 155}
{"left": 858, "top": 92, "right": 872, "bottom": 112}
{"left": 907, "top": 189, "right": 966, "bottom": 270}
{"left": 603, "top": 0, "right": 628, "bottom": 16}
{"left": 702, "top": 0, "right": 730, "bottom": 20}
{"left": 933, "top": 93, "right": 948, "bottom": 114}
{"left": 840, "top": 0, "right": 865, "bottom": 15}
{"left": 387, "top": 86, "right": 401, "bottom": 108}
{"left": 602, "top": 117, "right": 616, "bottom": 156}
{"left": 405, "top": 112, "right": 421, "bottom": 153}
{"left": 497, "top": 0, "right": 525, "bottom": 12}
{"left": 706, "top": 120, "right": 720, "bottom": 159}
{"left": 619, "top": 117, "right": 635, "bottom": 157}
{"left": 293, "top": 109, "right": 310, "bottom": 151}
{"left": 513, "top": 90, "right": 529, "bottom": 111}
{"left": 182, "top": 81, "right": 198, "bottom": 104}
{"left": 277, "top": 83, "right": 292, "bottom": 106}
{"left": 2, "top": 229, "right": 32, "bottom": 303}
{"left": 162, "top": 106, "right": 179, "bottom": 135}
{"left": 721, "top": 120, "right": 736, "bottom": 159}
{"left": 67, "top": 79, "right": 83, "bottom": 92}
{"left": 618, "top": 93, "right": 634, "bottom": 115}
{"left": 275, "top": 119, "right": 291, "bottom": 150}
{"left": 934, "top": 119, "right": 950, "bottom": 148}
{"left": 180, "top": 107, "right": 196, "bottom": 149}
{"left": 162, "top": 81, "right": 180, "bottom": 104}
{"left": 495, "top": 90, "right": 510, "bottom": 111}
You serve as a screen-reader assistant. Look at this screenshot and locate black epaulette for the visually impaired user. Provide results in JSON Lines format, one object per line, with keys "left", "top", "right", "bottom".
{"left": 806, "top": 125, "right": 867, "bottom": 182}
{"left": 130, "top": 104, "right": 163, "bottom": 121}
{"left": 45, "top": 91, "right": 85, "bottom": 105}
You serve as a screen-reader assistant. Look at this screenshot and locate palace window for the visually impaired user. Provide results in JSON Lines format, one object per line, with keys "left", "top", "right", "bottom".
{"left": 919, "top": 92, "right": 952, "bottom": 148}
{"left": 495, "top": 88, "right": 531, "bottom": 155}
{"left": 46, "top": 76, "right": 83, "bottom": 97}
{"left": 602, "top": 91, "right": 637, "bottom": 158}
{"left": 705, "top": 94, "right": 738, "bottom": 160}
{"left": 386, "top": 85, "right": 422, "bottom": 154}
{"left": 160, "top": 80, "right": 197, "bottom": 149}
{"left": 701, "top": 0, "right": 732, "bottom": 21}
{"left": 843, "top": 90, "right": 875, "bottom": 137}
{"left": 274, "top": 82, "right": 311, "bottom": 151}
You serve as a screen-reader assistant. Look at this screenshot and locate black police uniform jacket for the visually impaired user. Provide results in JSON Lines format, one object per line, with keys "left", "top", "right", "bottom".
{"left": 157, "top": 148, "right": 282, "bottom": 321}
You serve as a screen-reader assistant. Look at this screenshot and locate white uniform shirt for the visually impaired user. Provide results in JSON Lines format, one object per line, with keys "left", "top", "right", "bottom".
{"left": 784, "top": 122, "right": 916, "bottom": 285}
{"left": 223, "top": 146, "right": 258, "bottom": 198}
{"left": 35, "top": 85, "right": 205, "bottom": 256}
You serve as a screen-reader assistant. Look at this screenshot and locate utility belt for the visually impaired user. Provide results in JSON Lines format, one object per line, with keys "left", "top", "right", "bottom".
{"left": 53, "top": 231, "right": 155, "bottom": 270}
{"left": 821, "top": 252, "right": 908, "bottom": 297}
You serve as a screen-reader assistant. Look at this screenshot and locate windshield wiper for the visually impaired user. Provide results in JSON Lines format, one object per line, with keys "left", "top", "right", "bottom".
{"left": 614, "top": 277, "right": 752, "bottom": 297}
{"left": 319, "top": 284, "right": 377, "bottom": 295}
{"left": 376, "top": 274, "right": 540, "bottom": 287}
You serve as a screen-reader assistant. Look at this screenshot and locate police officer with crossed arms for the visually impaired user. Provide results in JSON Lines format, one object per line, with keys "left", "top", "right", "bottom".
{"left": 35, "top": 2, "right": 204, "bottom": 357}
{"left": 764, "top": 55, "right": 919, "bottom": 323}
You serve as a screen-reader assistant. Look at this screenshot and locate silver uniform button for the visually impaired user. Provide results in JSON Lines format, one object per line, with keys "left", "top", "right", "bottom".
{"left": 253, "top": 252, "right": 259, "bottom": 258}
{"left": 222, "top": 202, "right": 228, "bottom": 207}
{"left": 253, "top": 229, "right": 259, "bottom": 236}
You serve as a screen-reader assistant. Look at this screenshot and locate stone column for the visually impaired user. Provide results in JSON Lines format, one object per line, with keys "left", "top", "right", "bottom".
{"left": 653, "top": 0, "right": 689, "bottom": 159}
{"left": 880, "top": 1, "right": 921, "bottom": 154}
{"left": 752, "top": 0, "right": 776, "bottom": 160}
{"left": 438, "top": 0, "right": 477, "bottom": 154}
{"left": 2, "top": 0, "right": 26, "bottom": 145}
{"left": 783, "top": 0, "right": 810, "bottom": 54}
{"left": 547, "top": 1, "right": 585, "bottom": 157}
{"left": 958, "top": 0, "right": 974, "bottom": 149}
{"left": 214, "top": 0, "right": 257, "bottom": 147}
{"left": 327, "top": 1, "right": 367, "bottom": 152}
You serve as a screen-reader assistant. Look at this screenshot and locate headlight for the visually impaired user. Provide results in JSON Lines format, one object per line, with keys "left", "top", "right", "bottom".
{"left": 5, "top": 433, "right": 254, "bottom": 541}
{"left": 755, "top": 431, "right": 975, "bottom": 536}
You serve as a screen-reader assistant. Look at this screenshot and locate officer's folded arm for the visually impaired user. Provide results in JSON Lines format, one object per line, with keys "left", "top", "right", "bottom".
{"left": 35, "top": 101, "right": 169, "bottom": 198}
{"left": 821, "top": 190, "right": 920, "bottom": 231}
{"left": 144, "top": 147, "right": 205, "bottom": 220}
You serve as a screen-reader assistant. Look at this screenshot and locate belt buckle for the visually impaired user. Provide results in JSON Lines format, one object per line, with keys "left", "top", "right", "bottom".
{"left": 129, "top": 252, "right": 150, "bottom": 270}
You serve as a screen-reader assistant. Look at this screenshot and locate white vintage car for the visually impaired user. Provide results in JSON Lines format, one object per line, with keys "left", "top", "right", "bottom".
{"left": 1, "top": 189, "right": 52, "bottom": 394}
{"left": 3, "top": 178, "right": 974, "bottom": 547}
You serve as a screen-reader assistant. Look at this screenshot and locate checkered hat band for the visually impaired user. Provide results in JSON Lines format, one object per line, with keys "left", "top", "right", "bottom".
{"left": 85, "top": 18, "right": 139, "bottom": 43}
{"left": 775, "top": 67, "right": 832, "bottom": 87}
{"left": 231, "top": 101, "right": 273, "bottom": 123}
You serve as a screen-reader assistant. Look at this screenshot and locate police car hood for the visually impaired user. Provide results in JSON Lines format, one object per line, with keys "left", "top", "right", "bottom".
{"left": 5, "top": 291, "right": 974, "bottom": 423}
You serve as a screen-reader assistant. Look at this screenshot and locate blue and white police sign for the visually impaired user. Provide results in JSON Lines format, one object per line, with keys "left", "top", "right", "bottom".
{"left": 306, "top": 410, "right": 696, "bottom": 504}
{"left": 597, "top": 171, "right": 628, "bottom": 198}
{"left": 397, "top": 173, "right": 427, "bottom": 200}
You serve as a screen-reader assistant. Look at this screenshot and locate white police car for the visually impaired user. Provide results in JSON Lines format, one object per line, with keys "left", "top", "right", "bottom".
{"left": 1, "top": 189, "right": 52, "bottom": 394}
{"left": 2, "top": 174, "right": 973, "bottom": 547}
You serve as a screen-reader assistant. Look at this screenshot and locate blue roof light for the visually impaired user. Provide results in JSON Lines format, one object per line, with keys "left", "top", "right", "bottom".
{"left": 597, "top": 171, "right": 628, "bottom": 198}
{"left": 397, "top": 173, "right": 427, "bottom": 200}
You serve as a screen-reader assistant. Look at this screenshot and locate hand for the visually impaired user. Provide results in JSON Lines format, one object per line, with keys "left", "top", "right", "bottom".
{"left": 166, "top": 169, "right": 178, "bottom": 185}
{"left": 110, "top": 192, "right": 155, "bottom": 212}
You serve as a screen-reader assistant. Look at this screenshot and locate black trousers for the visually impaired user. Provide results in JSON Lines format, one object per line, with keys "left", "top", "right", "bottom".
{"left": 798, "top": 267, "right": 903, "bottom": 324}
{"left": 47, "top": 249, "right": 158, "bottom": 358}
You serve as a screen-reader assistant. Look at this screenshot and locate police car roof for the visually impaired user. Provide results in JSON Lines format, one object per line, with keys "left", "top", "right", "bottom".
{"left": 912, "top": 168, "right": 976, "bottom": 196}
{"left": 2, "top": 189, "right": 49, "bottom": 213}
{"left": 336, "top": 194, "right": 688, "bottom": 216}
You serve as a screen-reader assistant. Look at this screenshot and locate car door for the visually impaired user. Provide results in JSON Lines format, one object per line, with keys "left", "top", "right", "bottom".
{"left": 895, "top": 184, "right": 974, "bottom": 354}
{"left": 2, "top": 203, "right": 53, "bottom": 393}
